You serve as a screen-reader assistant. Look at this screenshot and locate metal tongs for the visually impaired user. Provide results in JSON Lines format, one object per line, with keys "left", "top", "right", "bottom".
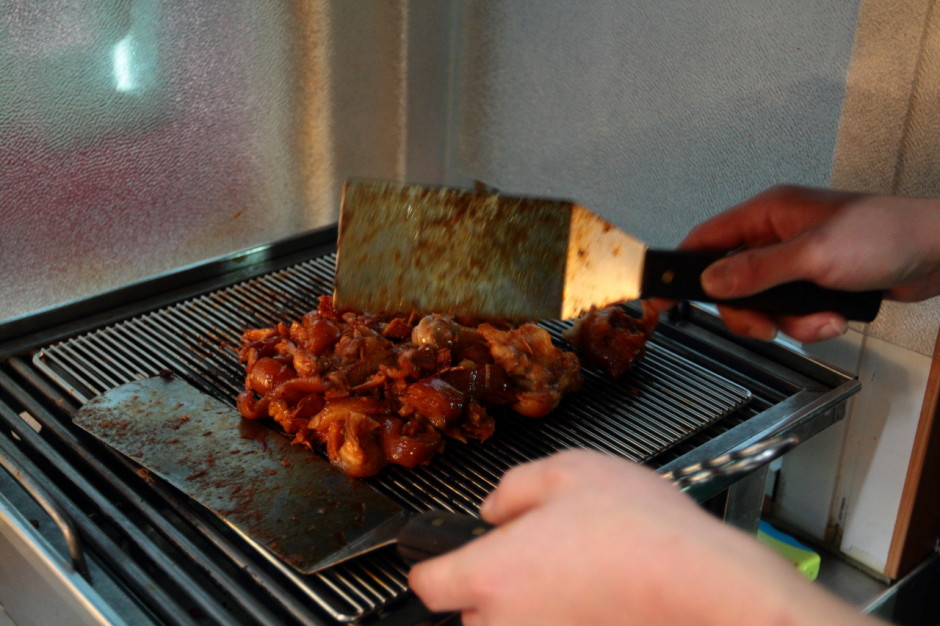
{"left": 660, "top": 435, "right": 799, "bottom": 489}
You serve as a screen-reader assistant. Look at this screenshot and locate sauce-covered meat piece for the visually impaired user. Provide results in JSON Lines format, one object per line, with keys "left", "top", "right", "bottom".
{"left": 478, "top": 324, "right": 582, "bottom": 417}
{"left": 563, "top": 302, "right": 658, "bottom": 378}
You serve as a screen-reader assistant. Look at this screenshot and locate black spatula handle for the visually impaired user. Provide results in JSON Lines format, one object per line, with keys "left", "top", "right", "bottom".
{"left": 641, "top": 249, "right": 883, "bottom": 322}
{"left": 397, "top": 511, "right": 494, "bottom": 563}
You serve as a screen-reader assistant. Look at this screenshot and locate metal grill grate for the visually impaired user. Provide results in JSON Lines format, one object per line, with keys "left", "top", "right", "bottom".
{"left": 30, "top": 252, "right": 751, "bottom": 621}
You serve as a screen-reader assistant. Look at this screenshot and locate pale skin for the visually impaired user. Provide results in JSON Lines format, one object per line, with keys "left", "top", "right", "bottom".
{"left": 409, "top": 450, "right": 886, "bottom": 626}
{"left": 656, "top": 185, "right": 940, "bottom": 342}
{"left": 408, "top": 186, "right": 940, "bottom": 625}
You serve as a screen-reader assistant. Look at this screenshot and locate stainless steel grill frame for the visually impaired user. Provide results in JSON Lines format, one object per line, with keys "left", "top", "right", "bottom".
{"left": 0, "top": 225, "right": 861, "bottom": 625}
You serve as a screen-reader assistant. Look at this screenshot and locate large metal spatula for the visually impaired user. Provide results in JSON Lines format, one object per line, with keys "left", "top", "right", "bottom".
{"left": 333, "top": 179, "right": 882, "bottom": 322}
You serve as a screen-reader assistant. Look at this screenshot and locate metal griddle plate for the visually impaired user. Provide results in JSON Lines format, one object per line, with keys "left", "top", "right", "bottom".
{"left": 73, "top": 376, "right": 403, "bottom": 574}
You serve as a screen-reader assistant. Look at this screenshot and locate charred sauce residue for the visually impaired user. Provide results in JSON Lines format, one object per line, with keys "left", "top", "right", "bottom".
{"left": 336, "top": 181, "right": 569, "bottom": 320}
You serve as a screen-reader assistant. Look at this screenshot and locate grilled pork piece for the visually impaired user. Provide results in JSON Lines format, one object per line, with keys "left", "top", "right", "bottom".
{"left": 564, "top": 303, "right": 659, "bottom": 379}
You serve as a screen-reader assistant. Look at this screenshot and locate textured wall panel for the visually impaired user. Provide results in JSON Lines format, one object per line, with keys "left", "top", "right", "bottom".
{"left": 453, "top": 1, "right": 861, "bottom": 248}
{"left": 831, "top": 0, "right": 940, "bottom": 356}
{"left": 0, "top": 1, "right": 303, "bottom": 321}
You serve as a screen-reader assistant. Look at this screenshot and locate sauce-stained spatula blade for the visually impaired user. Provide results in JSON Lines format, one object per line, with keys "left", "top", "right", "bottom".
{"left": 73, "top": 376, "right": 404, "bottom": 574}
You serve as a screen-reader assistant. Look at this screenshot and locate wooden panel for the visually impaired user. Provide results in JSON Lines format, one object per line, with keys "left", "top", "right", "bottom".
{"left": 886, "top": 327, "right": 940, "bottom": 578}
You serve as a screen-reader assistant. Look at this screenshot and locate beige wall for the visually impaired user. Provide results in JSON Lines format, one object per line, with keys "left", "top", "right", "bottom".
{"left": 832, "top": 0, "right": 940, "bottom": 356}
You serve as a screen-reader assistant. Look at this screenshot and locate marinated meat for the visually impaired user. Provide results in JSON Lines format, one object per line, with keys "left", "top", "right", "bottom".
{"left": 563, "top": 302, "right": 659, "bottom": 379}
{"left": 237, "top": 296, "right": 583, "bottom": 477}
{"left": 478, "top": 324, "right": 582, "bottom": 418}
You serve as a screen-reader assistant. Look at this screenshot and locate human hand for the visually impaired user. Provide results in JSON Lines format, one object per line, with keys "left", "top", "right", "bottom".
{"left": 408, "top": 449, "right": 875, "bottom": 625}
{"left": 651, "top": 185, "right": 940, "bottom": 342}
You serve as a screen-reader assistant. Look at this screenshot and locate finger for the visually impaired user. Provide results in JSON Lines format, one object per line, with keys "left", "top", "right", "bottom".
{"left": 408, "top": 544, "right": 477, "bottom": 613}
{"left": 479, "top": 450, "right": 593, "bottom": 524}
{"left": 408, "top": 520, "right": 516, "bottom": 613}
{"left": 715, "top": 305, "right": 778, "bottom": 341}
{"left": 701, "top": 236, "right": 822, "bottom": 299}
{"left": 680, "top": 203, "right": 767, "bottom": 252}
{"left": 479, "top": 457, "right": 561, "bottom": 525}
{"left": 775, "top": 313, "right": 847, "bottom": 343}
{"left": 646, "top": 297, "right": 678, "bottom": 313}
{"left": 680, "top": 185, "right": 842, "bottom": 252}
{"left": 886, "top": 270, "right": 940, "bottom": 302}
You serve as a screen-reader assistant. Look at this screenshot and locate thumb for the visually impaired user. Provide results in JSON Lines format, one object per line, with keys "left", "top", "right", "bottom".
{"left": 479, "top": 449, "right": 598, "bottom": 524}
{"left": 701, "top": 240, "right": 816, "bottom": 299}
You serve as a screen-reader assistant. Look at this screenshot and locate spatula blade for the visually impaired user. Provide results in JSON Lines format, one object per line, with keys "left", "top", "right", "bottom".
{"left": 73, "top": 376, "right": 403, "bottom": 574}
{"left": 334, "top": 179, "right": 568, "bottom": 321}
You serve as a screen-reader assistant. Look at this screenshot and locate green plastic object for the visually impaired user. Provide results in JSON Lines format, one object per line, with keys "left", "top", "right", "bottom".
{"left": 757, "top": 520, "right": 821, "bottom": 581}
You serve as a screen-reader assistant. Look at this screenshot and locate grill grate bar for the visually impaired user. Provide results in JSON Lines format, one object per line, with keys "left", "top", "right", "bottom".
{"left": 272, "top": 271, "right": 325, "bottom": 308}
{"left": 432, "top": 456, "right": 502, "bottom": 501}
{"left": 364, "top": 552, "right": 411, "bottom": 592}
{"left": 207, "top": 285, "right": 282, "bottom": 328}
{"left": 343, "top": 563, "right": 401, "bottom": 605}
{"left": 105, "top": 323, "right": 174, "bottom": 373}
{"left": 39, "top": 347, "right": 112, "bottom": 403}
{"left": 62, "top": 343, "right": 127, "bottom": 391}
{"left": 132, "top": 315, "right": 236, "bottom": 400}
{"left": 325, "top": 571, "right": 377, "bottom": 611}
{"left": 316, "top": 572, "right": 383, "bottom": 617}
{"left": 109, "top": 322, "right": 187, "bottom": 380}
{"left": 558, "top": 403, "right": 663, "bottom": 458}
{"left": 106, "top": 320, "right": 202, "bottom": 387}
{"left": 390, "top": 466, "right": 483, "bottom": 515}
{"left": 219, "top": 281, "right": 299, "bottom": 326}
{"left": 312, "top": 576, "right": 369, "bottom": 618}
{"left": 175, "top": 299, "right": 245, "bottom": 350}
{"left": 151, "top": 308, "right": 244, "bottom": 389}
{"left": 641, "top": 350, "right": 745, "bottom": 409}
{"left": 87, "top": 328, "right": 158, "bottom": 384}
